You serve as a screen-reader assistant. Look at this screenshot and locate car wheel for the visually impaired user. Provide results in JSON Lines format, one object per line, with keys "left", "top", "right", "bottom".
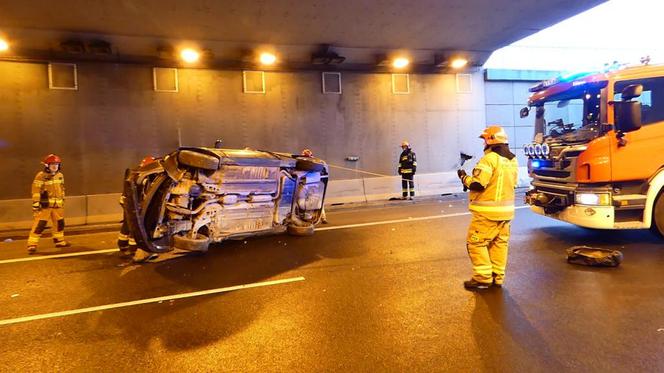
{"left": 173, "top": 233, "right": 211, "bottom": 252}
{"left": 287, "top": 224, "right": 315, "bottom": 236}
{"left": 651, "top": 190, "right": 664, "bottom": 238}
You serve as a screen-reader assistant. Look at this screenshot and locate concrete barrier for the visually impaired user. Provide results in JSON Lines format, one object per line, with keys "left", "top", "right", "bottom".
{"left": 0, "top": 168, "right": 532, "bottom": 231}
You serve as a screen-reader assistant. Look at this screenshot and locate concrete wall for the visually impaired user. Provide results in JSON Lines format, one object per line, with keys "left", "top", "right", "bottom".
{"left": 0, "top": 60, "right": 487, "bottom": 200}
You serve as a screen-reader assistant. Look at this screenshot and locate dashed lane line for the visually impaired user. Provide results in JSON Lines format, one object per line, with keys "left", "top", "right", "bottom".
{"left": 0, "top": 276, "right": 305, "bottom": 326}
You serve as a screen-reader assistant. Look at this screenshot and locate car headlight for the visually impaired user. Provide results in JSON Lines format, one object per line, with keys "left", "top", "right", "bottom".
{"left": 575, "top": 193, "right": 611, "bottom": 206}
{"left": 534, "top": 144, "right": 543, "bottom": 157}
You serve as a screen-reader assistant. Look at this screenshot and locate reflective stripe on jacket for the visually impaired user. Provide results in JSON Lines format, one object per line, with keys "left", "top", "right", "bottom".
{"left": 32, "top": 171, "right": 65, "bottom": 208}
{"left": 462, "top": 150, "right": 518, "bottom": 221}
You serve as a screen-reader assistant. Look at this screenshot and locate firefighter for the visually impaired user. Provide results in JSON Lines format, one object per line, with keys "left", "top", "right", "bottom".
{"left": 398, "top": 141, "right": 417, "bottom": 200}
{"left": 27, "top": 154, "right": 70, "bottom": 253}
{"left": 117, "top": 156, "right": 156, "bottom": 258}
{"left": 457, "top": 126, "right": 518, "bottom": 290}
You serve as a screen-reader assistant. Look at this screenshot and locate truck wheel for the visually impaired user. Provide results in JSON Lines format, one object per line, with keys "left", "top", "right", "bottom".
{"left": 287, "top": 224, "right": 315, "bottom": 236}
{"left": 173, "top": 233, "right": 211, "bottom": 252}
{"left": 651, "top": 192, "right": 664, "bottom": 238}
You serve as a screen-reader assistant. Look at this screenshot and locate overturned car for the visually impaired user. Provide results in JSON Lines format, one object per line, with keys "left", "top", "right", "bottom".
{"left": 123, "top": 147, "right": 328, "bottom": 254}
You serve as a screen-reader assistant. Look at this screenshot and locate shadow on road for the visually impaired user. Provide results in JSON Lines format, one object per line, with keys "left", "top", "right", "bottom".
{"left": 81, "top": 231, "right": 369, "bottom": 352}
{"left": 471, "top": 289, "right": 566, "bottom": 371}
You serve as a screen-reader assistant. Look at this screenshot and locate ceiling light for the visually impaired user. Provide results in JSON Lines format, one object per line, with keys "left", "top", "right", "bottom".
{"left": 180, "top": 48, "right": 200, "bottom": 63}
{"left": 393, "top": 57, "right": 409, "bottom": 69}
{"left": 259, "top": 52, "right": 277, "bottom": 65}
{"left": 0, "top": 39, "right": 9, "bottom": 52}
{"left": 450, "top": 58, "right": 468, "bottom": 69}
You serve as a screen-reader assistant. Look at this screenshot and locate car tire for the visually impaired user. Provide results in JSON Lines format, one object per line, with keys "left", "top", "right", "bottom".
{"left": 650, "top": 190, "right": 664, "bottom": 238}
{"left": 173, "top": 233, "right": 211, "bottom": 252}
{"left": 287, "top": 224, "right": 315, "bottom": 236}
{"left": 295, "top": 158, "right": 325, "bottom": 172}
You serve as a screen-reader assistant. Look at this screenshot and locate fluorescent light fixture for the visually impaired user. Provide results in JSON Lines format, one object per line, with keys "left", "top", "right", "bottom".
{"left": 392, "top": 57, "right": 409, "bottom": 69}
{"left": 180, "top": 48, "right": 200, "bottom": 63}
{"left": 450, "top": 58, "right": 468, "bottom": 69}
{"left": 259, "top": 52, "right": 277, "bottom": 65}
{"left": 0, "top": 39, "right": 9, "bottom": 52}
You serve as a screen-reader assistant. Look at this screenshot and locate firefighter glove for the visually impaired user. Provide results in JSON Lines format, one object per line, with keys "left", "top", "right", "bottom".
{"left": 32, "top": 202, "right": 41, "bottom": 213}
{"left": 457, "top": 169, "right": 467, "bottom": 179}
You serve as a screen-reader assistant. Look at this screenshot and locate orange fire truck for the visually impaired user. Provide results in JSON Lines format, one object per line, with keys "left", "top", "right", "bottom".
{"left": 522, "top": 64, "right": 664, "bottom": 237}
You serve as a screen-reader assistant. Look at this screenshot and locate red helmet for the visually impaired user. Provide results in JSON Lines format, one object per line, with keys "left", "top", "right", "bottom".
{"left": 301, "top": 149, "right": 313, "bottom": 157}
{"left": 140, "top": 156, "right": 156, "bottom": 167}
{"left": 43, "top": 154, "right": 62, "bottom": 165}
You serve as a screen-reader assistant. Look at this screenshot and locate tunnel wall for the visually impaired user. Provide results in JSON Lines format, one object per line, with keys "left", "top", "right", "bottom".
{"left": 0, "top": 60, "right": 487, "bottom": 200}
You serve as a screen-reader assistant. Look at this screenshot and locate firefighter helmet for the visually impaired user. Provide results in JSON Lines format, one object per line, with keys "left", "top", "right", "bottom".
{"left": 43, "top": 154, "right": 62, "bottom": 165}
{"left": 140, "top": 156, "right": 156, "bottom": 167}
{"left": 301, "top": 149, "right": 313, "bottom": 157}
{"left": 479, "top": 126, "right": 509, "bottom": 145}
{"left": 401, "top": 140, "right": 410, "bottom": 148}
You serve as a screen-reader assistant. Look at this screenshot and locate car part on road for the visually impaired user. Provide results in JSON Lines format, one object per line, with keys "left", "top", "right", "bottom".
{"left": 566, "top": 246, "right": 623, "bottom": 267}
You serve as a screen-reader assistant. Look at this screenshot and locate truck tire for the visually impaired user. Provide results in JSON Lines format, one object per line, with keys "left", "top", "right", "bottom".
{"left": 287, "top": 224, "right": 315, "bottom": 236}
{"left": 651, "top": 191, "right": 664, "bottom": 238}
{"left": 173, "top": 233, "right": 211, "bottom": 252}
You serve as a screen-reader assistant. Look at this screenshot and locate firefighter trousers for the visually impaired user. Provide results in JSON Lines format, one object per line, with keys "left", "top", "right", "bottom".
{"left": 28, "top": 207, "right": 66, "bottom": 246}
{"left": 466, "top": 213, "right": 511, "bottom": 284}
{"left": 401, "top": 173, "right": 415, "bottom": 197}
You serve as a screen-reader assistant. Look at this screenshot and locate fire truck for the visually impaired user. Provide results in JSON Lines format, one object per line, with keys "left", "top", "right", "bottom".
{"left": 522, "top": 64, "right": 664, "bottom": 237}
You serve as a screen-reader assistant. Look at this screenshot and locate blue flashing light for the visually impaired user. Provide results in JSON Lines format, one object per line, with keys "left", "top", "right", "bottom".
{"left": 531, "top": 160, "right": 541, "bottom": 168}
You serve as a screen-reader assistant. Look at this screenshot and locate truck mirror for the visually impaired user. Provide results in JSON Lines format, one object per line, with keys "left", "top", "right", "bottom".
{"left": 519, "top": 107, "right": 530, "bottom": 118}
{"left": 614, "top": 101, "right": 642, "bottom": 133}
{"left": 621, "top": 84, "right": 643, "bottom": 101}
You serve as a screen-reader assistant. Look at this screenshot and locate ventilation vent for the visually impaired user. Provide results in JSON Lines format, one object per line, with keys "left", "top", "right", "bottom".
{"left": 153, "top": 68, "right": 179, "bottom": 92}
{"left": 456, "top": 73, "right": 472, "bottom": 93}
{"left": 392, "top": 74, "right": 410, "bottom": 94}
{"left": 322, "top": 72, "right": 342, "bottom": 94}
{"left": 48, "top": 63, "right": 78, "bottom": 90}
{"left": 243, "top": 71, "right": 266, "bottom": 94}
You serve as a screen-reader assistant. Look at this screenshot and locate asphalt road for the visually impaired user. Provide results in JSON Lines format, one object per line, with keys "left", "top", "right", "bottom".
{"left": 0, "top": 197, "right": 663, "bottom": 372}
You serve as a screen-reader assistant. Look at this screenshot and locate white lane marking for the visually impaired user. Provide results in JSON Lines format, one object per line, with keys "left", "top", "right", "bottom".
{"left": 0, "top": 206, "right": 531, "bottom": 264}
{"left": 0, "top": 249, "right": 119, "bottom": 265}
{"left": 0, "top": 276, "right": 305, "bottom": 326}
{"left": 317, "top": 205, "right": 530, "bottom": 232}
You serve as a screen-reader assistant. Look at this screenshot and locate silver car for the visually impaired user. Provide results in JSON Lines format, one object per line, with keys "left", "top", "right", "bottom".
{"left": 122, "top": 147, "right": 328, "bottom": 254}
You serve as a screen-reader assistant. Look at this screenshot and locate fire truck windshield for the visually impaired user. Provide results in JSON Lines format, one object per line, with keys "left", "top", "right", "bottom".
{"left": 534, "top": 87, "right": 602, "bottom": 143}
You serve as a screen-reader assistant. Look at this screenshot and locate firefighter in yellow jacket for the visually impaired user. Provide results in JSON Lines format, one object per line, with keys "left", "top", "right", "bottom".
{"left": 27, "top": 154, "right": 70, "bottom": 253}
{"left": 457, "top": 126, "right": 518, "bottom": 290}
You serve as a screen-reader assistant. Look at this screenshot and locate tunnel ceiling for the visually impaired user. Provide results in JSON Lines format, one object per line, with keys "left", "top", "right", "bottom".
{"left": 0, "top": 0, "right": 605, "bottom": 65}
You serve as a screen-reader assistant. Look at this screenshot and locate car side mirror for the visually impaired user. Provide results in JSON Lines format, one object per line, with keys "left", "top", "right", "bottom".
{"left": 519, "top": 107, "right": 530, "bottom": 118}
{"left": 613, "top": 84, "right": 643, "bottom": 134}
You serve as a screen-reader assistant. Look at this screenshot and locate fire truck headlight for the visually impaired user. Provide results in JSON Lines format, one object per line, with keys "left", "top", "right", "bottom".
{"left": 534, "top": 144, "right": 543, "bottom": 157}
{"left": 542, "top": 143, "right": 550, "bottom": 157}
{"left": 526, "top": 144, "right": 535, "bottom": 157}
{"left": 575, "top": 193, "right": 611, "bottom": 206}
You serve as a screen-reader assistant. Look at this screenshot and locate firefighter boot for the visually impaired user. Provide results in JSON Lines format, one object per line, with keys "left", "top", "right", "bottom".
{"left": 27, "top": 245, "right": 37, "bottom": 254}
{"left": 463, "top": 279, "right": 491, "bottom": 290}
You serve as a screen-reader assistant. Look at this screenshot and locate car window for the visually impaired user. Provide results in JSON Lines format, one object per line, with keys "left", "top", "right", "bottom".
{"left": 614, "top": 77, "right": 664, "bottom": 125}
